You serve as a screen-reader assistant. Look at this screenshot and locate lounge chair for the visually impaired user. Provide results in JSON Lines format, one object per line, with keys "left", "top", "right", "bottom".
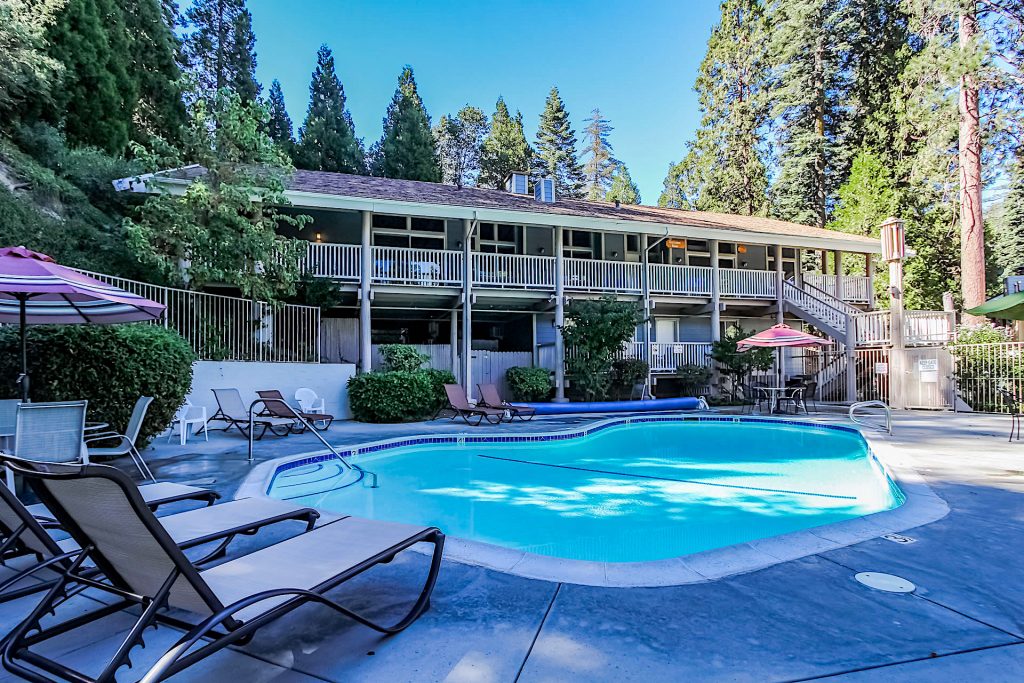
{"left": 0, "top": 463, "right": 318, "bottom": 603}
{"left": 477, "top": 383, "right": 536, "bottom": 421}
{"left": 436, "top": 384, "right": 506, "bottom": 425}
{"left": 256, "top": 390, "right": 335, "bottom": 431}
{"left": 209, "top": 388, "right": 294, "bottom": 439}
{"left": 86, "top": 396, "right": 157, "bottom": 481}
{"left": 2, "top": 459, "right": 443, "bottom": 683}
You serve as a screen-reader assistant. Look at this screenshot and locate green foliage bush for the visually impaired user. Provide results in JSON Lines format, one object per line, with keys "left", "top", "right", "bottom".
{"left": 0, "top": 325, "right": 195, "bottom": 444}
{"left": 378, "top": 344, "right": 428, "bottom": 372}
{"left": 347, "top": 369, "right": 455, "bottom": 423}
{"left": 506, "top": 366, "right": 551, "bottom": 402}
{"left": 676, "top": 364, "right": 714, "bottom": 396}
{"left": 611, "top": 358, "right": 649, "bottom": 396}
{"left": 561, "top": 296, "right": 646, "bottom": 401}
{"left": 710, "top": 325, "right": 775, "bottom": 401}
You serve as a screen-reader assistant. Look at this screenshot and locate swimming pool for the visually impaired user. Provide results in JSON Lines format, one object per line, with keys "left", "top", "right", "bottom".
{"left": 262, "top": 418, "right": 904, "bottom": 565}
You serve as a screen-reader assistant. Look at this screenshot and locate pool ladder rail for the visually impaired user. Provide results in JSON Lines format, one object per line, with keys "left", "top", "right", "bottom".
{"left": 246, "top": 398, "right": 379, "bottom": 488}
{"left": 849, "top": 401, "right": 893, "bottom": 435}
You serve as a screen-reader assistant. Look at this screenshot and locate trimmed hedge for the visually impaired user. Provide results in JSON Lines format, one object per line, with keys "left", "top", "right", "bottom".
{"left": 506, "top": 366, "right": 551, "bottom": 402}
{"left": 348, "top": 369, "right": 455, "bottom": 423}
{"left": 0, "top": 325, "right": 195, "bottom": 444}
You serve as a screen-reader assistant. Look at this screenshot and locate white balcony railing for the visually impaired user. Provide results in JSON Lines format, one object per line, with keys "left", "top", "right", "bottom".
{"left": 648, "top": 342, "right": 713, "bottom": 373}
{"left": 371, "top": 246, "right": 463, "bottom": 286}
{"left": 648, "top": 264, "right": 713, "bottom": 296}
{"left": 301, "top": 243, "right": 360, "bottom": 281}
{"left": 803, "top": 274, "right": 872, "bottom": 303}
{"left": 720, "top": 268, "right": 776, "bottom": 298}
{"left": 851, "top": 310, "right": 954, "bottom": 346}
{"left": 472, "top": 252, "right": 556, "bottom": 289}
{"left": 564, "top": 258, "right": 644, "bottom": 294}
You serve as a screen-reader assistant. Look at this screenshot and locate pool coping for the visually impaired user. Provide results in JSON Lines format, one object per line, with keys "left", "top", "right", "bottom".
{"left": 235, "top": 415, "right": 949, "bottom": 588}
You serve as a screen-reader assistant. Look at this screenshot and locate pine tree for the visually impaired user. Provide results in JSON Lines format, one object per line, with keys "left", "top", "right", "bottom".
{"left": 293, "top": 46, "right": 366, "bottom": 174}
{"left": 606, "top": 164, "right": 641, "bottom": 205}
{"left": 124, "top": 0, "right": 186, "bottom": 146}
{"left": 183, "top": 0, "right": 260, "bottom": 104}
{"left": 532, "top": 87, "right": 585, "bottom": 198}
{"left": 995, "top": 158, "right": 1024, "bottom": 281}
{"left": 45, "top": 0, "right": 137, "bottom": 154}
{"left": 478, "top": 97, "right": 533, "bottom": 188}
{"left": 266, "top": 79, "right": 295, "bottom": 152}
{"left": 581, "top": 109, "right": 618, "bottom": 200}
{"left": 371, "top": 65, "right": 440, "bottom": 182}
{"left": 658, "top": 158, "right": 701, "bottom": 209}
{"left": 0, "top": 1, "right": 64, "bottom": 129}
{"left": 664, "top": 0, "right": 771, "bottom": 215}
{"left": 435, "top": 105, "right": 487, "bottom": 187}
{"left": 829, "top": 149, "right": 897, "bottom": 237}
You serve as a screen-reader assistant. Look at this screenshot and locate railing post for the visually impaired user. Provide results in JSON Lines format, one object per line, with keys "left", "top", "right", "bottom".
{"left": 844, "top": 313, "right": 857, "bottom": 402}
{"left": 866, "top": 254, "right": 875, "bottom": 310}
{"left": 641, "top": 236, "right": 652, "bottom": 389}
{"left": 358, "top": 211, "right": 372, "bottom": 373}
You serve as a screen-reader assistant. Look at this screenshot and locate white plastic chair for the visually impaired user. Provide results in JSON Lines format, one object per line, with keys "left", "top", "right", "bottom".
{"left": 167, "top": 399, "right": 208, "bottom": 445}
{"left": 294, "top": 388, "right": 325, "bottom": 414}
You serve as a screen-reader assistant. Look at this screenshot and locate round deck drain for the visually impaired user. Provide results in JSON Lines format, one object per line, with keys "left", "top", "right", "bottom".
{"left": 855, "top": 572, "right": 916, "bottom": 593}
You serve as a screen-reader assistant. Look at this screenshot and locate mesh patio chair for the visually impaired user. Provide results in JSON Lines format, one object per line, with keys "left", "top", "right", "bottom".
{"left": 256, "top": 390, "right": 335, "bottom": 431}
{"left": 435, "top": 384, "right": 506, "bottom": 426}
{"left": 802, "top": 380, "right": 819, "bottom": 413}
{"left": 0, "top": 461, "right": 317, "bottom": 604}
{"left": 209, "top": 388, "right": 294, "bottom": 440}
{"left": 778, "top": 386, "right": 807, "bottom": 415}
{"left": 86, "top": 396, "right": 157, "bottom": 481}
{"left": 9, "top": 402, "right": 89, "bottom": 493}
{"left": 2, "top": 459, "right": 443, "bottom": 683}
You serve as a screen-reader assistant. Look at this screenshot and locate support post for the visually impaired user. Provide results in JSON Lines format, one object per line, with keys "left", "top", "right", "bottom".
{"left": 450, "top": 310, "right": 459, "bottom": 381}
{"left": 554, "top": 225, "right": 567, "bottom": 402}
{"left": 795, "top": 249, "right": 803, "bottom": 287}
{"left": 531, "top": 313, "right": 539, "bottom": 367}
{"left": 774, "top": 244, "right": 784, "bottom": 325}
{"left": 461, "top": 218, "right": 475, "bottom": 400}
{"left": 844, "top": 313, "right": 857, "bottom": 403}
{"left": 866, "top": 254, "right": 875, "bottom": 310}
{"left": 709, "top": 239, "right": 722, "bottom": 393}
{"left": 880, "top": 217, "right": 907, "bottom": 410}
{"left": 641, "top": 235, "right": 652, "bottom": 390}
{"left": 358, "top": 211, "right": 372, "bottom": 373}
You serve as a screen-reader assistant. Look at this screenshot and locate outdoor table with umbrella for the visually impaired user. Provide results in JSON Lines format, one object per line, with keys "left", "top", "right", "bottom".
{"left": 0, "top": 246, "right": 165, "bottom": 402}
{"left": 737, "top": 323, "right": 833, "bottom": 413}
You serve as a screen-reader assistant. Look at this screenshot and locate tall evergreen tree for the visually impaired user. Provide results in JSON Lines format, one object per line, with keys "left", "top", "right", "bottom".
{"left": 532, "top": 87, "right": 585, "bottom": 198}
{"left": 294, "top": 46, "right": 366, "bottom": 174}
{"left": 183, "top": 0, "right": 260, "bottom": 104}
{"left": 995, "top": 158, "right": 1024, "bottom": 282}
{"left": 478, "top": 97, "right": 533, "bottom": 188}
{"left": 44, "top": 0, "right": 136, "bottom": 154}
{"left": 767, "top": 0, "right": 853, "bottom": 228}
{"left": 266, "top": 79, "right": 295, "bottom": 151}
{"left": 435, "top": 105, "right": 487, "bottom": 187}
{"left": 664, "top": 0, "right": 771, "bottom": 215}
{"left": 581, "top": 108, "right": 618, "bottom": 200}
{"left": 370, "top": 65, "right": 440, "bottom": 182}
{"left": 606, "top": 164, "right": 641, "bottom": 205}
{"left": 124, "top": 0, "right": 186, "bottom": 146}
{"left": 0, "top": 0, "right": 64, "bottom": 128}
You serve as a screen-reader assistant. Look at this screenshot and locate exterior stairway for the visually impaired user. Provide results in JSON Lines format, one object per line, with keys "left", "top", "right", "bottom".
{"left": 782, "top": 278, "right": 861, "bottom": 343}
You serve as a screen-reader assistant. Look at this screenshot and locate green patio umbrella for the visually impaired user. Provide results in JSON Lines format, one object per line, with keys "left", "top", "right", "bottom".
{"left": 966, "top": 291, "right": 1024, "bottom": 320}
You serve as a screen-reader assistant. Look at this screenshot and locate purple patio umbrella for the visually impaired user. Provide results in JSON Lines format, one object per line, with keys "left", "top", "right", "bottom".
{"left": 0, "top": 246, "right": 165, "bottom": 401}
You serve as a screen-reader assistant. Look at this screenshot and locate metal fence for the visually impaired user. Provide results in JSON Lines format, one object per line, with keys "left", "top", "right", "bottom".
{"left": 950, "top": 342, "right": 1024, "bottom": 413}
{"left": 77, "top": 270, "right": 321, "bottom": 363}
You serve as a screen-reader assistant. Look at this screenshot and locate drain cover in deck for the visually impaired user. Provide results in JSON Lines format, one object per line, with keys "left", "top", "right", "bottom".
{"left": 855, "top": 572, "right": 915, "bottom": 593}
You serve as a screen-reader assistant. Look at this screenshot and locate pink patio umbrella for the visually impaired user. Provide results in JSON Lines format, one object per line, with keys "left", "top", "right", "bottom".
{"left": 736, "top": 323, "right": 833, "bottom": 387}
{"left": 0, "top": 246, "right": 165, "bottom": 401}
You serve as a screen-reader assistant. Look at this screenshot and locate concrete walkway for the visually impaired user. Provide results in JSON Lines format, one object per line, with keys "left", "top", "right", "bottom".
{"left": 0, "top": 412, "right": 1022, "bottom": 682}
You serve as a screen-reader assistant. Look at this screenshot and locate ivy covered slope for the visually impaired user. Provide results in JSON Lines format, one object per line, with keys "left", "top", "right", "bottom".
{"left": 0, "top": 131, "right": 146, "bottom": 280}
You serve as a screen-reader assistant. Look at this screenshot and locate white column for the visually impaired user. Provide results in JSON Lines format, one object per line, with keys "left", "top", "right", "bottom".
{"left": 866, "top": 254, "right": 875, "bottom": 310}
{"left": 774, "top": 244, "right": 784, "bottom": 325}
{"left": 450, "top": 310, "right": 459, "bottom": 381}
{"left": 461, "top": 219, "right": 474, "bottom": 400}
{"left": 358, "top": 210, "right": 372, "bottom": 373}
{"left": 710, "top": 239, "right": 721, "bottom": 342}
{"left": 844, "top": 313, "right": 857, "bottom": 402}
{"left": 641, "top": 235, "right": 652, "bottom": 389}
{"left": 531, "top": 313, "right": 539, "bottom": 367}
{"left": 554, "top": 225, "right": 567, "bottom": 402}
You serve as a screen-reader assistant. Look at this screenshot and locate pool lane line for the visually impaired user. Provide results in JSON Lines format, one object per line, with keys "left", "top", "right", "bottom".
{"left": 475, "top": 454, "right": 858, "bottom": 501}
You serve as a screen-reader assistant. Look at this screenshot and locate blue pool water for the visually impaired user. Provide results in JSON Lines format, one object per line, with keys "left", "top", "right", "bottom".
{"left": 267, "top": 420, "right": 903, "bottom": 563}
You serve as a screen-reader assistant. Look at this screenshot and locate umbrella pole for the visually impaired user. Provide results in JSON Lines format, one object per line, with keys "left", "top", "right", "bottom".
{"left": 18, "top": 295, "right": 28, "bottom": 402}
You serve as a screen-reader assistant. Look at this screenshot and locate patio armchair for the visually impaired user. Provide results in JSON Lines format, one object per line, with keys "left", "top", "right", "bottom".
{"left": 477, "top": 383, "right": 536, "bottom": 421}
{"left": 778, "top": 387, "right": 808, "bottom": 415}
{"left": 3, "top": 401, "right": 88, "bottom": 489}
{"left": 2, "top": 458, "right": 443, "bottom": 683}
{"left": 209, "top": 388, "right": 295, "bottom": 440}
{"left": 256, "top": 390, "right": 335, "bottom": 432}
{"left": 802, "top": 380, "right": 819, "bottom": 413}
{"left": 167, "top": 399, "right": 209, "bottom": 445}
{"left": 0, "top": 461, "right": 317, "bottom": 604}
{"left": 86, "top": 396, "right": 157, "bottom": 481}
{"left": 295, "top": 387, "right": 332, "bottom": 429}
{"left": 738, "top": 384, "right": 765, "bottom": 414}
{"left": 997, "top": 387, "right": 1022, "bottom": 442}
{"left": 435, "top": 384, "right": 506, "bottom": 426}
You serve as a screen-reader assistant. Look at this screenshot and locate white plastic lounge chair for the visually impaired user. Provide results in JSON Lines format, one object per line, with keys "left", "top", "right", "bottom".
{"left": 2, "top": 459, "right": 443, "bottom": 683}
{"left": 86, "top": 396, "right": 157, "bottom": 481}
{"left": 209, "top": 388, "right": 294, "bottom": 439}
{"left": 0, "top": 461, "right": 318, "bottom": 604}
{"left": 167, "top": 399, "right": 208, "bottom": 445}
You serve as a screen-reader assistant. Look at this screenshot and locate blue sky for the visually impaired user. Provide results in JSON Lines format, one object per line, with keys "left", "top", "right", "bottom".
{"left": 248, "top": 0, "right": 722, "bottom": 204}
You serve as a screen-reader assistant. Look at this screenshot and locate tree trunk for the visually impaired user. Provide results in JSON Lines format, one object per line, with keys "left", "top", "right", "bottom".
{"left": 959, "top": 5, "right": 986, "bottom": 320}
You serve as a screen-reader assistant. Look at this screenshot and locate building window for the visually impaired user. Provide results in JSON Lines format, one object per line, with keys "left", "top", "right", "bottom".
{"left": 563, "top": 230, "right": 597, "bottom": 259}
{"left": 478, "top": 222, "right": 520, "bottom": 254}
{"left": 371, "top": 214, "right": 446, "bottom": 250}
{"left": 768, "top": 247, "right": 799, "bottom": 277}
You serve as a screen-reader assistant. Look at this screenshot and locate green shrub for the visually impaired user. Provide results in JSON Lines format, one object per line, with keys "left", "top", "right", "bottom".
{"left": 348, "top": 369, "right": 455, "bottom": 423}
{"left": 675, "top": 364, "right": 713, "bottom": 396}
{"left": 378, "top": 344, "right": 428, "bottom": 372}
{"left": 0, "top": 325, "right": 195, "bottom": 444}
{"left": 506, "top": 366, "right": 551, "bottom": 402}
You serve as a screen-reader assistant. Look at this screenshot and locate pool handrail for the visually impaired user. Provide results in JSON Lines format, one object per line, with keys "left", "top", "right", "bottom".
{"left": 247, "top": 398, "right": 378, "bottom": 487}
{"left": 849, "top": 400, "right": 892, "bottom": 435}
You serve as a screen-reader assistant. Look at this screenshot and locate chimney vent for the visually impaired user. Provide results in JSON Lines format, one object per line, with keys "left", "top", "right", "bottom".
{"left": 534, "top": 176, "right": 556, "bottom": 203}
{"left": 504, "top": 172, "right": 529, "bottom": 195}
{"left": 614, "top": 200, "right": 621, "bottom": 208}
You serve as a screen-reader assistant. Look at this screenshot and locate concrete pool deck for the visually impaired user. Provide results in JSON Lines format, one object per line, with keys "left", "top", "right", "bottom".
{"left": 1, "top": 411, "right": 1023, "bottom": 681}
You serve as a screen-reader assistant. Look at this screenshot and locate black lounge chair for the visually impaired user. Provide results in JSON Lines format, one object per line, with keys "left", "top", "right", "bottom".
{"left": 436, "top": 384, "right": 506, "bottom": 425}
{"left": 209, "top": 388, "right": 294, "bottom": 439}
{"left": 2, "top": 459, "right": 444, "bottom": 683}
{"left": 256, "top": 390, "right": 335, "bottom": 431}
{"left": 0, "top": 459, "right": 318, "bottom": 604}
{"left": 477, "top": 383, "right": 536, "bottom": 421}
